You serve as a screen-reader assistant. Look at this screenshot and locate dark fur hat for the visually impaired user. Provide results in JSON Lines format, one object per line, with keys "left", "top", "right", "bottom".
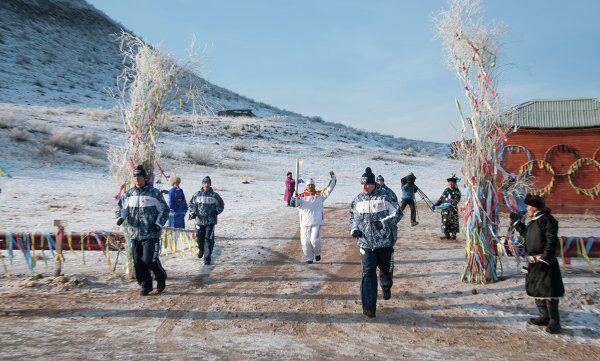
{"left": 524, "top": 194, "right": 545, "bottom": 209}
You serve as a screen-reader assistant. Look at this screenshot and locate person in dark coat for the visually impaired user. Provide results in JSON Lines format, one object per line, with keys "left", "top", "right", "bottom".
{"left": 376, "top": 175, "right": 398, "bottom": 202}
{"left": 115, "top": 165, "right": 169, "bottom": 296}
{"left": 349, "top": 168, "right": 403, "bottom": 318}
{"left": 283, "top": 171, "right": 296, "bottom": 206}
{"left": 511, "top": 194, "right": 564, "bottom": 334}
{"left": 167, "top": 177, "right": 188, "bottom": 229}
{"left": 400, "top": 173, "right": 418, "bottom": 227}
{"left": 188, "top": 176, "right": 225, "bottom": 265}
{"left": 434, "top": 175, "right": 461, "bottom": 239}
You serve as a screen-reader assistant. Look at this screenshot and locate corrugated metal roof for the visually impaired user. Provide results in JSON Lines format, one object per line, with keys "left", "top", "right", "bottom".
{"left": 503, "top": 98, "right": 600, "bottom": 129}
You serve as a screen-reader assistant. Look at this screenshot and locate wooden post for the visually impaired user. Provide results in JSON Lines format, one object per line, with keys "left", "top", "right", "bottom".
{"left": 53, "top": 220, "right": 65, "bottom": 277}
{"left": 294, "top": 159, "right": 301, "bottom": 207}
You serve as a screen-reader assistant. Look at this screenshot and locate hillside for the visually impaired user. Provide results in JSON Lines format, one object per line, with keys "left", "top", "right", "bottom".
{"left": 0, "top": 0, "right": 447, "bottom": 155}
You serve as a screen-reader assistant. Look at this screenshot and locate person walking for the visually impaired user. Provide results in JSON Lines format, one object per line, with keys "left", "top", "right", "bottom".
{"left": 283, "top": 171, "right": 296, "bottom": 206}
{"left": 433, "top": 175, "right": 461, "bottom": 239}
{"left": 349, "top": 167, "right": 403, "bottom": 318}
{"left": 376, "top": 175, "right": 397, "bottom": 202}
{"left": 167, "top": 176, "right": 188, "bottom": 229}
{"left": 511, "top": 194, "right": 564, "bottom": 334}
{"left": 296, "top": 171, "right": 336, "bottom": 263}
{"left": 188, "top": 176, "right": 225, "bottom": 265}
{"left": 116, "top": 165, "right": 169, "bottom": 296}
{"left": 400, "top": 173, "right": 419, "bottom": 226}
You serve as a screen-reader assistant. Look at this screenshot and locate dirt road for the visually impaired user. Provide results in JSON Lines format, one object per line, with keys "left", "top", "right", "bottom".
{"left": 1, "top": 205, "right": 599, "bottom": 360}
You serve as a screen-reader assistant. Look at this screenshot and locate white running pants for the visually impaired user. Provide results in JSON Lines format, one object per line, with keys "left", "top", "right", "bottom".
{"left": 300, "top": 225, "right": 322, "bottom": 261}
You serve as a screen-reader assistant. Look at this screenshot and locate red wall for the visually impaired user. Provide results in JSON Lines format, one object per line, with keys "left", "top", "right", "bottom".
{"left": 501, "top": 127, "right": 600, "bottom": 214}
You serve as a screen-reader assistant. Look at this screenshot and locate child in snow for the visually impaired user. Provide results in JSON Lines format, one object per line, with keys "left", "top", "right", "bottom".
{"left": 295, "top": 171, "right": 336, "bottom": 263}
{"left": 283, "top": 171, "right": 296, "bottom": 206}
{"left": 167, "top": 177, "right": 188, "bottom": 229}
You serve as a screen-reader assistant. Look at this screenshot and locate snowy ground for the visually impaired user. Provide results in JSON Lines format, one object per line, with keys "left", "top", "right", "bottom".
{"left": 0, "top": 105, "right": 599, "bottom": 360}
{"left": 1, "top": 205, "right": 599, "bottom": 360}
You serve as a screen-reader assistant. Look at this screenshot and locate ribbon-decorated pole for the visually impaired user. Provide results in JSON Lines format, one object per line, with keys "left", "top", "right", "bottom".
{"left": 436, "top": 0, "right": 525, "bottom": 283}
{"left": 107, "top": 31, "right": 209, "bottom": 191}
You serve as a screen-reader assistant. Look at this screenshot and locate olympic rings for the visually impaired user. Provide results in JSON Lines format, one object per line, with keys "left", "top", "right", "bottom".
{"left": 497, "top": 144, "right": 532, "bottom": 177}
{"left": 543, "top": 144, "right": 581, "bottom": 177}
{"left": 567, "top": 158, "right": 600, "bottom": 199}
{"left": 518, "top": 159, "right": 555, "bottom": 196}
{"left": 500, "top": 143, "right": 600, "bottom": 198}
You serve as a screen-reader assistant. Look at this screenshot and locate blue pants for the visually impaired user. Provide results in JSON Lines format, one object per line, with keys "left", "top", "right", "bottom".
{"left": 132, "top": 238, "right": 167, "bottom": 292}
{"left": 360, "top": 246, "right": 394, "bottom": 312}
{"left": 168, "top": 212, "right": 186, "bottom": 228}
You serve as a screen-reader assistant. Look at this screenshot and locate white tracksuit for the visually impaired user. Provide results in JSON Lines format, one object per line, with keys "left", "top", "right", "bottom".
{"left": 297, "top": 175, "right": 336, "bottom": 261}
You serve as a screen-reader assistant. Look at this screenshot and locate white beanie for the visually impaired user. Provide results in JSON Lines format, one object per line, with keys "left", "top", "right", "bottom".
{"left": 307, "top": 178, "right": 316, "bottom": 186}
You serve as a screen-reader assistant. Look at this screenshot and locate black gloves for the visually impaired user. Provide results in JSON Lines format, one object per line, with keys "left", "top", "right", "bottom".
{"left": 188, "top": 213, "right": 196, "bottom": 220}
{"left": 351, "top": 229, "right": 363, "bottom": 238}
{"left": 151, "top": 224, "right": 162, "bottom": 232}
{"left": 329, "top": 171, "right": 335, "bottom": 177}
{"left": 509, "top": 212, "right": 521, "bottom": 224}
{"left": 116, "top": 218, "right": 124, "bottom": 226}
{"left": 373, "top": 221, "right": 384, "bottom": 231}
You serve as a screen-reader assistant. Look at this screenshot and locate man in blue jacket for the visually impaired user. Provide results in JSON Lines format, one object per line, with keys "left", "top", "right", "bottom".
{"left": 349, "top": 168, "right": 403, "bottom": 318}
{"left": 401, "top": 173, "right": 419, "bottom": 226}
{"left": 188, "top": 176, "right": 225, "bottom": 265}
{"left": 116, "top": 165, "right": 169, "bottom": 296}
{"left": 376, "top": 175, "right": 397, "bottom": 202}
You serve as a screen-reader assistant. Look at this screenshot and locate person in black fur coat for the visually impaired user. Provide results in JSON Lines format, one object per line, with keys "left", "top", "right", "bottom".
{"left": 511, "top": 194, "right": 564, "bottom": 334}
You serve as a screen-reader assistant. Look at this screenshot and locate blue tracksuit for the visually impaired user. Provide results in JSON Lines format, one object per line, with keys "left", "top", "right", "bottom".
{"left": 168, "top": 186, "right": 188, "bottom": 228}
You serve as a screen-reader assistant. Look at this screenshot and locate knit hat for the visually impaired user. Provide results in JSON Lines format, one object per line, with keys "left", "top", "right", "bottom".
{"left": 376, "top": 175, "right": 384, "bottom": 182}
{"left": 202, "top": 176, "right": 212, "bottom": 184}
{"left": 307, "top": 178, "right": 316, "bottom": 186}
{"left": 361, "top": 167, "right": 376, "bottom": 185}
{"left": 133, "top": 164, "right": 146, "bottom": 177}
{"left": 524, "top": 194, "right": 545, "bottom": 209}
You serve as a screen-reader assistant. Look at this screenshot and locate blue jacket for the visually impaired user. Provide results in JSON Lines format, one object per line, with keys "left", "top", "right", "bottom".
{"left": 116, "top": 184, "right": 169, "bottom": 240}
{"left": 380, "top": 184, "right": 398, "bottom": 202}
{"left": 188, "top": 188, "right": 225, "bottom": 226}
{"left": 349, "top": 187, "right": 403, "bottom": 249}
{"left": 401, "top": 183, "right": 417, "bottom": 200}
{"left": 168, "top": 187, "right": 188, "bottom": 214}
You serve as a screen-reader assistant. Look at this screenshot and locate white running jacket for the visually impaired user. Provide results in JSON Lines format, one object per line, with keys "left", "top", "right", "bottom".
{"left": 297, "top": 175, "right": 336, "bottom": 227}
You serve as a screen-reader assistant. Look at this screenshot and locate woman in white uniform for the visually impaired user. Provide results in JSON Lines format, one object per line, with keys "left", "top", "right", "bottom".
{"left": 296, "top": 171, "right": 336, "bottom": 263}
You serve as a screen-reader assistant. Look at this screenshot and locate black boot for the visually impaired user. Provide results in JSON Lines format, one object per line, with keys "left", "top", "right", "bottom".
{"left": 157, "top": 278, "right": 166, "bottom": 293}
{"left": 362, "top": 309, "right": 376, "bottom": 318}
{"left": 528, "top": 299, "right": 549, "bottom": 326}
{"left": 545, "top": 299, "right": 561, "bottom": 334}
{"left": 382, "top": 289, "right": 391, "bottom": 300}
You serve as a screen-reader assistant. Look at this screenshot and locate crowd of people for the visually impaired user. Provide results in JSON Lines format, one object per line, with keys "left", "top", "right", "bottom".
{"left": 114, "top": 164, "right": 564, "bottom": 332}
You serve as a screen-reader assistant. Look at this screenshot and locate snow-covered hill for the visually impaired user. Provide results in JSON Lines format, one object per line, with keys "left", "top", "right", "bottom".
{"left": 0, "top": 0, "right": 288, "bottom": 116}
{"left": 0, "top": 0, "right": 447, "bottom": 155}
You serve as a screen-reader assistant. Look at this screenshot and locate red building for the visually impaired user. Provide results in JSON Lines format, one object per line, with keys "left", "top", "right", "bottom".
{"left": 500, "top": 98, "right": 600, "bottom": 214}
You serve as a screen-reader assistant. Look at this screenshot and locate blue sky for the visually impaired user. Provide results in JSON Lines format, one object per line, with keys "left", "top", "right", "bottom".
{"left": 88, "top": 0, "right": 600, "bottom": 143}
